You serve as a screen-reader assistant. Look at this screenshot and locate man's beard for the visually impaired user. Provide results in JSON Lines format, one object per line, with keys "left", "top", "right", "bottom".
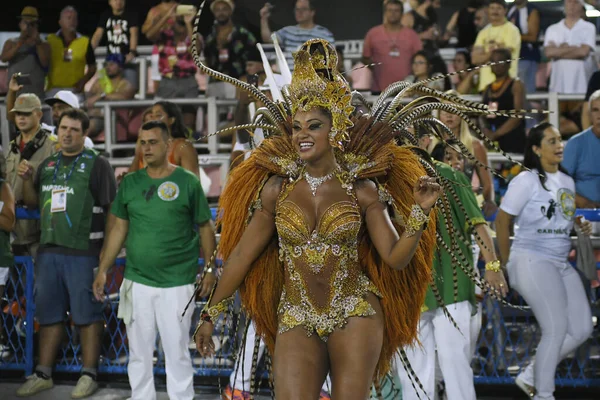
{"left": 216, "top": 17, "right": 231, "bottom": 25}
{"left": 107, "top": 71, "right": 120, "bottom": 79}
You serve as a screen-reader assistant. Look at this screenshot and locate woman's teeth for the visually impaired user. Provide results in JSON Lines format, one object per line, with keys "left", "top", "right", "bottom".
{"left": 300, "top": 142, "right": 314, "bottom": 149}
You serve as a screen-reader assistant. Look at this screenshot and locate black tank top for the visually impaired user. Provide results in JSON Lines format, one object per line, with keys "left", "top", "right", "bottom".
{"left": 482, "top": 79, "right": 526, "bottom": 154}
{"left": 456, "top": 7, "right": 477, "bottom": 49}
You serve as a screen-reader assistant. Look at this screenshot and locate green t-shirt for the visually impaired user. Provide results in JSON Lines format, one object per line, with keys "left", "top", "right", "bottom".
{"left": 423, "top": 162, "right": 487, "bottom": 311}
{"left": 111, "top": 167, "right": 212, "bottom": 288}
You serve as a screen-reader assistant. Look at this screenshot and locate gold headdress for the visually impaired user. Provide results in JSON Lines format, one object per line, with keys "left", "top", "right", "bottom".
{"left": 288, "top": 39, "right": 355, "bottom": 150}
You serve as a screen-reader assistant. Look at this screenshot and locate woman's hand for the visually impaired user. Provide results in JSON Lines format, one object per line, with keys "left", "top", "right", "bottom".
{"left": 484, "top": 270, "right": 509, "bottom": 298}
{"left": 575, "top": 216, "right": 593, "bottom": 236}
{"left": 194, "top": 321, "right": 215, "bottom": 357}
{"left": 413, "top": 176, "right": 441, "bottom": 214}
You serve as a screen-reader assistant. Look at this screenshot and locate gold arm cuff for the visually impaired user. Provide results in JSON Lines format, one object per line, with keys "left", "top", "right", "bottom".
{"left": 405, "top": 204, "right": 429, "bottom": 237}
{"left": 205, "top": 296, "right": 234, "bottom": 320}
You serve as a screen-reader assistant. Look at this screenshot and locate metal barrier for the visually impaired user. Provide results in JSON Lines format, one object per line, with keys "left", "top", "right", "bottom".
{"left": 1, "top": 208, "right": 599, "bottom": 388}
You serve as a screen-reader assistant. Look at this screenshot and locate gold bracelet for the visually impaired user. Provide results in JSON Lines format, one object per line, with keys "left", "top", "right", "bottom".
{"left": 205, "top": 296, "right": 233, "bottom": 320}
{"left": 485, "top": 260, "right": 502, "bottom": 273}
{"left": 405, "top": 204, "right": 429, "bottom": 237}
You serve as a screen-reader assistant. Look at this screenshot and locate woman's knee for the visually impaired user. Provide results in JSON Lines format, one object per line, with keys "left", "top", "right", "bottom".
{"left": 572, "top": 317, "right": 594, "bottom": 344}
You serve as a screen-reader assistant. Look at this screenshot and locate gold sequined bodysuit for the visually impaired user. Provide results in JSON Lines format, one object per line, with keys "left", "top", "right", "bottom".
{"left": 275, "top": 177, "right": 382, "bottom": 340}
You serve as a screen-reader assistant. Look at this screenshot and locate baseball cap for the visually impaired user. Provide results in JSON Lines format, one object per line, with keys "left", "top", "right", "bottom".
{"left": 105, "top": 53, "right": 125, "bottom": 67}
{"left": 210, "top": 0, "right": 235, "bottom": 13}
{"left": 9, "top": 93, "right": 42, "bottom": 113}
{"left": 45, "top": 91, "right": 80, "bottom": 109}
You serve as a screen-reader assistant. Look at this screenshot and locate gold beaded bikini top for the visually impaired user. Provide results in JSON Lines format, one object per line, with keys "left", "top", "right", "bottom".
{"left": 274, "top": 176, "right": 381, "bottom": 340}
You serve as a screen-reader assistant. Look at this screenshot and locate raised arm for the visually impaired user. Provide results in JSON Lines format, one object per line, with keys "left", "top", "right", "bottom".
{"left": 195, "top": 175, "right": 280, "bottom": 355}
{"left": 259, "top": 3, "right": 274, "bottom": 43}
{"left": 358, "top": 177, "right": 440, "bottom": 271}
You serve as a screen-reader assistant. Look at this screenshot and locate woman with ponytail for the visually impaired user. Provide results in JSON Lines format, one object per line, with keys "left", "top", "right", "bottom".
{"left": 496, "top": 122, "right": 594, "bottom": 400}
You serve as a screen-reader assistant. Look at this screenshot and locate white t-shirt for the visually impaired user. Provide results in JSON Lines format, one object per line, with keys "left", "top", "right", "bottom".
{"left": 500, "top": 170, "right": 576, "bottom": 261}
{"left": 544, "top": 18, "right": 597, "bottom": 94}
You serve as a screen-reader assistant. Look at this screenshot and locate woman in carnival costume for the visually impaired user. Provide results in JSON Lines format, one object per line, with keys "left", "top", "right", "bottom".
{"left": 189, "top": 3, "right": 517, "bottom": 398}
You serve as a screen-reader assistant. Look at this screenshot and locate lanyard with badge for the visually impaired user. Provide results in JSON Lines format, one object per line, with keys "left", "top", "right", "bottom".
{"left": 50, "top": 153, "right": 83, "bottom": 221}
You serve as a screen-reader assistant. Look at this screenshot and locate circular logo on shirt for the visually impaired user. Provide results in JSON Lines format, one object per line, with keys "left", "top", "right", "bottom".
{"left": 157, "top": 182, "right": 179, "bottom": 201}
{"left": 557, "top": 188, "right": 575, "bottom": 220}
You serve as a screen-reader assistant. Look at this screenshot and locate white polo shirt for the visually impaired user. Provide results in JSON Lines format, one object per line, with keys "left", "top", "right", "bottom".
{"left": 544, "top": 18, "right": 596, "bottom": 94}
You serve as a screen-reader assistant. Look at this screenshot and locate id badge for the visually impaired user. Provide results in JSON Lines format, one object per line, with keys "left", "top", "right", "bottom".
{"left": 63, "top": 48, "right": 73, "bottom": 62}
{"left": 219, "top": 48, "right": 230, "bottom": 63}
{"left": 487, "top": 101, "right": 498, "bottom": 119}
{"left": 389, "top": 48, "right": 400, "bottom": 57}
{"left": 51, "top": 188, "right": 67, "bottom": 213}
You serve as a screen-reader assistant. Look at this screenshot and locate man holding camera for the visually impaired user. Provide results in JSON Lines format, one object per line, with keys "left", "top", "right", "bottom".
{"left": 0, "top": 7, "right": 50, "bottom": 100}
{"left": 4, "top": 87, "right": 56, "bottom": 257}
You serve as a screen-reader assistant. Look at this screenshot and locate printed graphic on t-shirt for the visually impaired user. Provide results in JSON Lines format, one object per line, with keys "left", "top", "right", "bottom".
{"left": 540, "top": 199, "right": 556, "bottom": 220}
{"left": 539, "top": 188, "right": 575, "bottom": 222}
{"left": 158, "top": 182, "right": 179, "bottom": 201}
{"left": 557, "top": 188, "right": 575, "bottom": 220}
{"left": 105, "top": 17, "right": 130, "bottom": 54}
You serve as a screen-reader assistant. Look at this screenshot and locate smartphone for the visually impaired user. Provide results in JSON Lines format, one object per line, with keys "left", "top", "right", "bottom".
{"left": 16, "top": 74, "right": 32, "bottom": 86}
{"left": 176, "top": 5, "right": 196, "bottom": 16}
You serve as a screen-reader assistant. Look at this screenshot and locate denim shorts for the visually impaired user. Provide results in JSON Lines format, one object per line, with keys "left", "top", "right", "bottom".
{"left": 34, "top": 252, "right": 104, "bottom": 326}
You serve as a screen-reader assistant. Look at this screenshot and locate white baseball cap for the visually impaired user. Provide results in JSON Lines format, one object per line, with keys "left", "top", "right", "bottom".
{"left": 45, "top": 90, "right": 80, "bottom": 109}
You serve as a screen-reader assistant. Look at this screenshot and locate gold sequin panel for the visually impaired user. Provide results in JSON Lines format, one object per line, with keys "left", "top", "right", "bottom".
{"left": 275, "top": 198, "right": 382, "bottom": 341}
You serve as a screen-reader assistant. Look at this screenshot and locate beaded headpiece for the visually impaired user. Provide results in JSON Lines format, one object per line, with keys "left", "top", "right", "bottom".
{"left": 288, "top": 39, "right": 355, "bottom": 150}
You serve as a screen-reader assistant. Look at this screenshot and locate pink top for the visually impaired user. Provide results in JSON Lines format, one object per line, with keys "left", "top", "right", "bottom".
{"left": 362, "top": 25, "right": 422, "bottom": 92}
{"left": 157, "top": 29, "right": 197, "bottom": 79}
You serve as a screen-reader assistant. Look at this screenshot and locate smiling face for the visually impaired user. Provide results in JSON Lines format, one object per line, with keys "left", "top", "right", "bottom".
{"left": 292, "top": 108, "right": 333, "bottom": 163}
{"left": 443, "top": 145, "right": 465, "bottom": 172}
{"left": 535, "top": 126, "right": 564, "bottom": 167}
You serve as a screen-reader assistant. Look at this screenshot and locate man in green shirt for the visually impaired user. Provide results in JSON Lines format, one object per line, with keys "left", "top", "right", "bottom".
{"left": 16, "top": 108, "right": 117, "bottom": 398}
{"left": 396, "top": 131, "right": 507, "bottom": 400}
{"left": 92, "top": 120, "right": 217, "bottom": 400}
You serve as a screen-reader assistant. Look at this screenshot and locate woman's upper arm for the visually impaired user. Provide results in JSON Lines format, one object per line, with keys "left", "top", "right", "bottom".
{"left": 356, "top": 180, "right": 399, "bottom": 261}
{"left": 231, "top": 175, "right": 280, "bottom": 262}
{"left": 176, "top": 141, "right": 200, "bottom": 178}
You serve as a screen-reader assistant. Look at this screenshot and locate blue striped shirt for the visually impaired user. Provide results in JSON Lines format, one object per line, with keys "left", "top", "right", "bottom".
{"left": 275, "top": 25, "right": 335, "bottom": 70}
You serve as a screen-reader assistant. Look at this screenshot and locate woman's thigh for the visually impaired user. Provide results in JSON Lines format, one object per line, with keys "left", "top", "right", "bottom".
{"left": 327, "top": 294, "right": 384, "bottom": 400}
{"left": 273, "top": 327, "right": 329, "bottom": 400}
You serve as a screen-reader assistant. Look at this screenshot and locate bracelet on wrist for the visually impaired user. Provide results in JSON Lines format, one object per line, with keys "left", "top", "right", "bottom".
{"left": 485, "top": 260, "right": 502, "bottom": 273}
{"left": 405, "top": 204, "right": 429, "bottom": 237}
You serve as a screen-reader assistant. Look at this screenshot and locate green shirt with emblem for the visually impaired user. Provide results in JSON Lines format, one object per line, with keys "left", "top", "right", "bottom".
{"left": 111, "top": 167, "right": 212, "bottom": 288}
{"left": 423, "top": 162, "right": 487, "bottom": 312}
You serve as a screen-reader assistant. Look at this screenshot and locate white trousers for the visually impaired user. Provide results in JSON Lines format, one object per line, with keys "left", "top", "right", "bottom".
{"left": 126, "top": 282, "right": 195, "bottom": 400}
{"left": 397, "top": 301, "right": 477, "bottom": 400}
{"left": 507, "top": 250, "right": 593, "bottom": 400}
{"left": 229, "top": 321, "right": 331, "bottom": 393}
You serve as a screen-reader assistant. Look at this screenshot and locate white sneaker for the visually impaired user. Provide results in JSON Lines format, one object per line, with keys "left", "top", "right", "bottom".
{"left": 16, "top": 373, "right": 53, "bottom": 397}
{"left": 71, "top": 375, "right": 99, "bottom": 399}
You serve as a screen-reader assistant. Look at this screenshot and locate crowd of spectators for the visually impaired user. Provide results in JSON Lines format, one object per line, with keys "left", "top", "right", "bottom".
{"left": 0, "top": 0, "right": 599, "bottom": 399}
